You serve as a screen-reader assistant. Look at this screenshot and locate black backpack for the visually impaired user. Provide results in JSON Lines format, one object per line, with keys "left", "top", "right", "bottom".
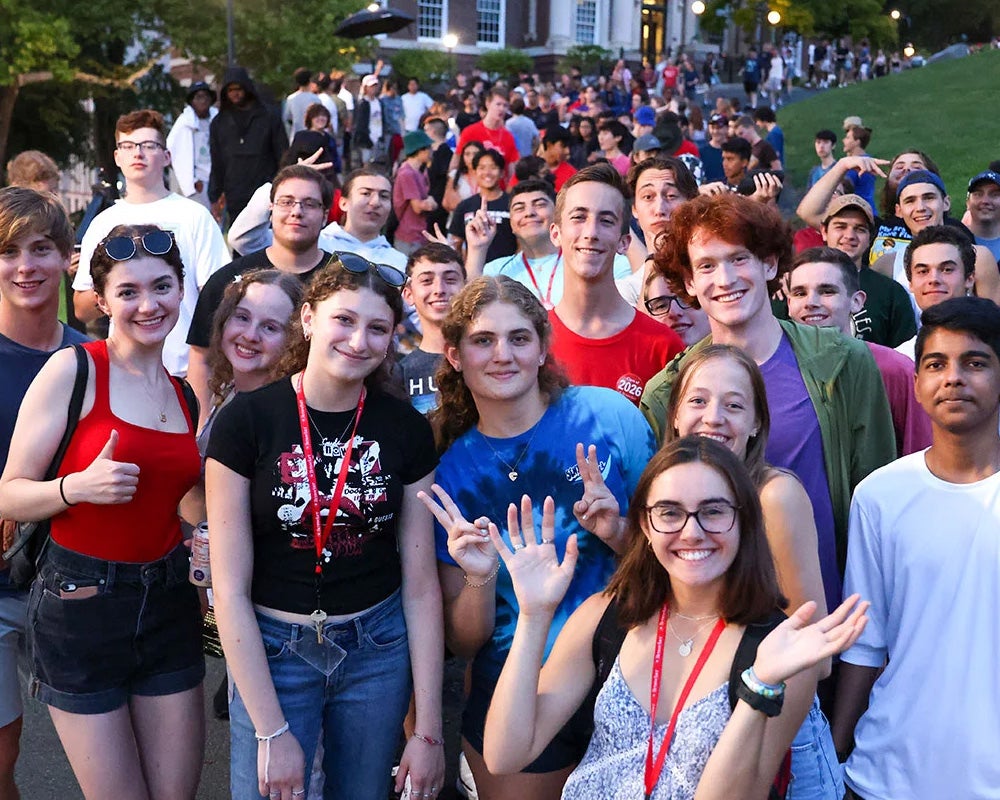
{"left": 586, "top": 598, "right": 792, "bottom": 799}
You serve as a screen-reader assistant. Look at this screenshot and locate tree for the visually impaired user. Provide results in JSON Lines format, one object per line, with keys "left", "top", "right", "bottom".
{"left": 476, "top": 49, "right": 534, "bottom": 84}
{"left": 558, "top": 45, "right": 613, "bottom": 77}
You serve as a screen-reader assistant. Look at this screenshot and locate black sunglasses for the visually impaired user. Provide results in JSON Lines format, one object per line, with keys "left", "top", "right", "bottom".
{"left": 102, "top": 230, "right": 174, "bottom": 262}
{"left": 329, "top": 251, "right": 405, "bottom": 288}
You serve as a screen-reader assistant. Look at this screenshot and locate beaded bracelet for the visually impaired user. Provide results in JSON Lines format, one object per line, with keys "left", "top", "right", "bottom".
{"left": 412, "top": 732, "right": 445, "bottom": 746}
{"left": 464, "top": 560, "right": 500, "bottom": 588}
{"left": 741, "top": 666, "right": 786, "bottom": 699}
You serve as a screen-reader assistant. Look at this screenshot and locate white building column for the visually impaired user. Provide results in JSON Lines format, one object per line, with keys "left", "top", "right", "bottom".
{"left": 547, "top": 0, "right": 574, "bottom": 51}
{"left": 608, "top": 0, "right": 637, "bottom": 56}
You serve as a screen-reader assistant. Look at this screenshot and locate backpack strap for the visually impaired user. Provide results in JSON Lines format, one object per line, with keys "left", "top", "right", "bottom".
{"left": 173, "top": 377, "right": 200, "bottom": 432}
{"left": 592, "top": 596, "right": 629, "bottom": 690}
{"left": 44, "top": 344, "right": 89, "bottom": 481}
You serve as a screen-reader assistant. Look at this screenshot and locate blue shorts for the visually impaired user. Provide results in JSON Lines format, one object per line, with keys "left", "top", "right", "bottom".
{"left": 27, "top": 540, "right": 205, "bottom": 714}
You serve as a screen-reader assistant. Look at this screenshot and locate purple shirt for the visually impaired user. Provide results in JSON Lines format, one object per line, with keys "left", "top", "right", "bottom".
{"left": 760, "top": 334, "right": 841, "bottom": 613}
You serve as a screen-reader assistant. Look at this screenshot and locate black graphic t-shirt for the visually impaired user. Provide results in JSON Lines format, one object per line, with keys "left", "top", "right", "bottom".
{"left": 207, "top": 378, "right": 437, "bottom": 614}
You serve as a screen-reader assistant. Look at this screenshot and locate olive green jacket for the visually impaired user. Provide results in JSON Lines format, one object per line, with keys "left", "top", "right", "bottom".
{"left": 639, "top": 319, "right": 896, "bottom": 571}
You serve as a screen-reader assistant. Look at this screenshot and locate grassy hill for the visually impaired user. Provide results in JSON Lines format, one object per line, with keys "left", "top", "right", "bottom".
{"left": 778, "top": 48, "right": 1000, "bottom": 217}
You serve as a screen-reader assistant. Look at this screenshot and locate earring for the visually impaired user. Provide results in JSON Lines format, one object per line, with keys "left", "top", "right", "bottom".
{"left": 303, "top": 328, "right": 312, "bottom": 341}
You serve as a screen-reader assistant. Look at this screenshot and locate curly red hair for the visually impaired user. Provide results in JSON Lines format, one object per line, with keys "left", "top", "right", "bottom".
{"left": 651, "top": 193, "right": 793, "bottom": 308}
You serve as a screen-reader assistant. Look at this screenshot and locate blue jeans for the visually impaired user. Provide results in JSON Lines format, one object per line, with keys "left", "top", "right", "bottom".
{"left": 229, "top": 589, "right": 411, "bottom": 800}
{"left": 787, "top": 696, "right": 844, "bottom": 800}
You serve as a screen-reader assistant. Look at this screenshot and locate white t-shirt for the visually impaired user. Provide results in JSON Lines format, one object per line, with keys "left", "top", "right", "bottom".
{"left": 73, "top": 194, "right": 229, "bottom": 376}
{"left": 401, "top": 91, "right": 433, "bottom": 133}
{"left": 842, "top": 451, "right": 1000, "bottom": 800}
{"left": 484, "top": 251, "right": 633, "bottom": 309}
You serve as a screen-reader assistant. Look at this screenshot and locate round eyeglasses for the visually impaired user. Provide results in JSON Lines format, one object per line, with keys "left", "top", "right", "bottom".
{"left": 329, "top": 251, "right": 406, "bottom": 288}
{"left": 645, "top": 501, "right": 739, "bottom": 535}
{"left": 102, "top": 230, "right": 174, "bottom": 262}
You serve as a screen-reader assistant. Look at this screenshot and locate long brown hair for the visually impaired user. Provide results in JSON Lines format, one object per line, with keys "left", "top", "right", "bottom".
{"left": 430, "top": 276, "right": 568, "bottom": 452}
{"left": 273, "top": 258, "right": 406, "bottom": 397}
{"left": 664, "top": 345, "right": 770, "bottom": 487}
{"left": 606, "top": 436, "right": 784, "bottom": 628}
{"left": 205, "top": 269, "right": 304, "bottom": 405}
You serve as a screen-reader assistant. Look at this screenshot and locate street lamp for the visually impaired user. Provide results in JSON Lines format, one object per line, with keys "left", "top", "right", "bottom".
{"left": 903, "top": 43, "right": 915, "bottom": 58}
{"left": 692, "top": 1, "right": 706, "bottom": 14}
{"left": 890, "top": 9, "right": 901, "bottom": 20}
{"left": 443, "top": 33, "right": 458, "bottom": 81}
{"left": 766, "top": 10, "right": 781, "bottom": 25}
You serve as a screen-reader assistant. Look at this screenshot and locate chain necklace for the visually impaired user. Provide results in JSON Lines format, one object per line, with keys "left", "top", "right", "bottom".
{"left": 479, "top": 418, "right": 543, "bottom": 482}
{"left": 306, "top": 406, "right": 357, "bottom": 451}
{"left": 667, "top": 616, "right": 720, "bottom": 657}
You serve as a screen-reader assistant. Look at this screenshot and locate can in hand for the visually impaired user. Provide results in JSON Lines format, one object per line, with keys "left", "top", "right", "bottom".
{"left": 189, "top": 522, "right": 211, "bottom": 587}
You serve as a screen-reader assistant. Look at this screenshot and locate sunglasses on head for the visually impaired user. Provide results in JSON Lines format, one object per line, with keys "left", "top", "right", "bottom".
{"left": 102, "top": 230, "right": 174, "bottom": 262}
{"left": 328, "top": 251, "right": 406, "bottom": 288}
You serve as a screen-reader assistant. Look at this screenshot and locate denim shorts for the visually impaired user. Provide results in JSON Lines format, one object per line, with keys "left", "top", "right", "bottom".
{"left": 462, "top": 655, "right": 591, "bottom": 774}
{"left": 229, "top": 589, "right": 411, "bottom": 800}
{"left": 787, "top": 696, "right": 845, "bottom": 800}
{"left": 27, "top": 540, "right": 205, "bottom": 714}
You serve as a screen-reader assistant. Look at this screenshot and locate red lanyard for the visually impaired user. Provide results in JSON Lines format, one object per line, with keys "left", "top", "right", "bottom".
{"left": 644, "top": 606, "right": 726, "bottom": 799}
{"left": 521, "top": 250, "right": 561, "bottom": 310}
{"left": 294, "top": 374, "right": 366, "bottom": 575}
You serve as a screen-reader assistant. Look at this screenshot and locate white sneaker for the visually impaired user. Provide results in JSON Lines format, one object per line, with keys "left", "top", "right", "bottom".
{"left": 456, "top": 752, "right": 479, "bottom": 800}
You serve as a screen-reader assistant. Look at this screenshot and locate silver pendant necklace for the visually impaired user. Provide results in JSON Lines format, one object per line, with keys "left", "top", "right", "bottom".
{"left": 479, "top": 417, "right": 543, "bottom": 482}
{"left": 668, "top": 616, "right": 719, "bottom": 657}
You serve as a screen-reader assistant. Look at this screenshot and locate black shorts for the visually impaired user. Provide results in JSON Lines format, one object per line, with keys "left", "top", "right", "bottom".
{"left": 462, "top": 657, "right": 591, "bottom": 773}
{"left": 27, "top": 540, "right": 205, "bottom": 714}
{"left": 744, "top": 81, "right": 759, "bottom": 94}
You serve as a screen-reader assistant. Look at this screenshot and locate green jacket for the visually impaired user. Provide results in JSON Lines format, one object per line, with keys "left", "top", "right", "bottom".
{"left": 639, "top": 319, "right": 896, "bottom": 571}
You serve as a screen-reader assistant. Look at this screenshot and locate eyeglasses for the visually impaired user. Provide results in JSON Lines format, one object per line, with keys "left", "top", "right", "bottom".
{"left": 644, "top": 294, "right": 691, "bottom": 317}
{"left": 102, "top": 230, "right": 175, "bottom": 261}
{"left": 329, "top": 251, "right": 406, "bottom": 288}
{"left": 273, "top": 197, "right": 325, "bottom": 212}
{"left": 645, "top": 501, "right": 739, "bottom": 535}
{"left": 116, "top": 141, "right": 165, "bottom": 154}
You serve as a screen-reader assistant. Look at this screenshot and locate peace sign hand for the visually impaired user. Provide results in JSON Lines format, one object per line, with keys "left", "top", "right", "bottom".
{"left": 572, "top": 444, "right": 624, "bottom": 551}
{"left": 752, "top": 594, "right": 870, "bottom": 686}
{"left": 417, "top": 484, "right": 498, "bottom": 579}
{"left": 488, "top": 495, "right": 578, "bottom": 617}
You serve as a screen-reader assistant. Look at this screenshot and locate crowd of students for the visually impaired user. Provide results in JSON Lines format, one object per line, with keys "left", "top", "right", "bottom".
{"left": 0, "top": 54, "right": 997, "bottom": 800}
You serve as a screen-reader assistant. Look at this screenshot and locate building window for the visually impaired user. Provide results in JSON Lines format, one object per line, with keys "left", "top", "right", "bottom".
{"left": 575, "top": 0, "right": 598, "bottom": 45}
{"left": 418, "top": 0, "right": 445, "bottom": 39}
{"left": 477, "top": 0, "right": 502, "bottom": 45}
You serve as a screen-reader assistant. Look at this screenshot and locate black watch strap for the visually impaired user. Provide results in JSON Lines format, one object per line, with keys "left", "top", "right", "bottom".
{"left": 735, "top": 679, "right": 784, "bottom": 717}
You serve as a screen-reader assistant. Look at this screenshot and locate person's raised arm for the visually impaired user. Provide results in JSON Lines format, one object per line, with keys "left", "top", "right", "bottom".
{"left": 482, "top": 496, "right": 596, "bottom": 774}
{"left": 464, "top": 195, "right": 497, "bottom": 279}
{"left": 207, "top": 458, "right": 305, "bottom": 798}
{"left": 695, "top": 596, "right": 868, "bottom": 800}
{"left": 796, "top": 156, "right": 888, "bottom": 228}
{"left": 418, "top": 483, "right": 498, "bottom": 658}
{"left": 394, "top": 474, "right": 446, "bottom": 797}
{"left": 572, "top": 443, "right": 627, "bottom": 554}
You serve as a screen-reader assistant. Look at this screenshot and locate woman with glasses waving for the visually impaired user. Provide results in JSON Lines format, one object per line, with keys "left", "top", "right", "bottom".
{"left": 480, "top": 436, "right": 867, "bottom": 800}
{"left": 0, "top": 224, "right": 205, "bottom": 799}
{"left": 206, "top": 254, "right": 445, "bottom": 800}
{"left": 665, "top": 345, "right": 843, "bottom": 800}
{"left": 418, "top": 276, "right": 656, "bottom": 800}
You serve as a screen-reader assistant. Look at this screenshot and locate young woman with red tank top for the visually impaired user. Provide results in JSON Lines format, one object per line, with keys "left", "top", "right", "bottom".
{"left": 0, "top": 224, "right": 205, "bottom": 799}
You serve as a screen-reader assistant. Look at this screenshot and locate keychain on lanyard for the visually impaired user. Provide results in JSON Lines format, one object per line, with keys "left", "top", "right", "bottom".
{"left": 521, "top": 250, "right": 561, "bottom": 310}
{"left": 294, "top": 374, "right": 366, "bottom": 642}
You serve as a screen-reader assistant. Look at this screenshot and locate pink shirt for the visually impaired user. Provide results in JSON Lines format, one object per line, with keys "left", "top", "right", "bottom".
{"left": 867, "top": 342, "right": 933, "bottom": 457}
{"left": 392, "top": 160, "right": 430, "bottom": 245}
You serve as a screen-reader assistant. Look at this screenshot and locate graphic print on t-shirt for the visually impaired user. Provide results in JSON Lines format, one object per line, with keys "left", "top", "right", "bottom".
{"left": 275, "top": 435, "right": 392, "bottom": 560}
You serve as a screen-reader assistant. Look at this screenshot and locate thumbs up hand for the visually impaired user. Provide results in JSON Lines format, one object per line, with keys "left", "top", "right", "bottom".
{"left": 64, "top": 429, "right": 141, "bottom": 505}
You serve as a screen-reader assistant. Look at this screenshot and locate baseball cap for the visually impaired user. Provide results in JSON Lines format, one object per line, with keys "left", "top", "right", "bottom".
{"left": 822, "top": 194, "right": 874, "bottom": 227}
{"left": 361, "top": 74, "right": 379, "bottom": 88}
{"left": 968, "top": 170, "right": 1000, "bottom": 192}
{"left": 186, "top": 81, "right": 217, "bottom": 105}
{"left": 708, "top": 113, "right": 728, "bottom": 126}
{"left": 896, "top": 169, "right": 948, "bottom": 202}
{"left": 635, "top": 106, "right": 656, "bottom": 127}
{"left": 633, "top": 134, "right": 662, "bottom": 152}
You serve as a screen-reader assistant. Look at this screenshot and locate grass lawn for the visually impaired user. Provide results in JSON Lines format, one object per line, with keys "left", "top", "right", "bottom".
{"left": 778, "top": 48, "right": 1000, "bottom": 218}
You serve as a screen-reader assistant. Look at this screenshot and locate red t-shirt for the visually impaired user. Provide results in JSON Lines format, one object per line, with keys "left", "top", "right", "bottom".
{"left": 673, "top": 139, "right": 701, "bottom": 158}
{"left": 793, "top": 226, "right": 824, "bottom": 253}
{"left": 662, "top": 66, "right": 680, "bottom": 89}
{"left": 551, "top": 161, "right": 577, "bottom": 192}
{"left": 456, "top": 121, "right": 520, "bottom": 174}
{"left": 548, "top": 309, "right": 684, "bottom": 405}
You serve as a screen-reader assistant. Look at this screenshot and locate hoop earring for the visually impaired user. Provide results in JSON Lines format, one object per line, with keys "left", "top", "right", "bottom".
{"left": 303, "top": 329, "right": 312, "bottom": 341}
